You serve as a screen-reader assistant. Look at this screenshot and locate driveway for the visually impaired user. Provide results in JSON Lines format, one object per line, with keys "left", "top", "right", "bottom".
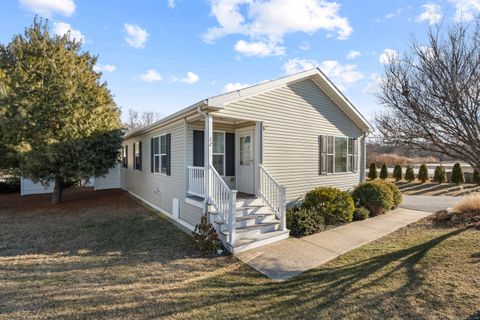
{"left": 400, "top": 195, "right": 461, "bottom": 212}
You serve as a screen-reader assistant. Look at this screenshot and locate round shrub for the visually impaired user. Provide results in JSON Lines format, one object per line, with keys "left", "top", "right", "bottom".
{"left": 417, "top": 164, "right": 429, "bottom": 183}
{"left": 286, "top": 207, "right": 325, "bottom": 238}
{"left": 368, "top": 162, "right": 378, "bottom": 180}
{"left": 303, "top": 187, "right": 355, "bottom": 225}
{"left": 393, "top": 164, "right": 403, "bottom": 181}
{"left": 433, "top": 165, "right": 446, "bottom": 184}
{"left": 473, "top": 169, "right": 480, "bottom": 185}
{"left": 372, "top": 180, "right": 403, "bottom": 207}
{"left": 450, "top": 162, "right": 465, "bottom": 184}
{"left": 380, "top": 163, "right": 389, "bottom": 180}
{"left": 353, "top": 207, "right": 370, "bottom": 221}
{"left": 405, "top": 165, "right": 415, "bottom": 182}
{"left": 352, "top": 182, "right": 394, "bottom": 216}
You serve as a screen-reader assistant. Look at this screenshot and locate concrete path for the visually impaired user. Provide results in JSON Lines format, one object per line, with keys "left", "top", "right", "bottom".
{"left": 401, "top": 195, "right": 461, "bottom": 212}
{"left": 236, "top": 208, "right": 432, "bottom": 282}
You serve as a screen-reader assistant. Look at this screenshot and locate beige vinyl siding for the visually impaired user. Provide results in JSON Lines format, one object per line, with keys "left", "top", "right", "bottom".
{"left": 216, "top": 78, "right": 365, "bottom": 200}
{"left": 121, "top": 119, "right": 202, "bottom": 228}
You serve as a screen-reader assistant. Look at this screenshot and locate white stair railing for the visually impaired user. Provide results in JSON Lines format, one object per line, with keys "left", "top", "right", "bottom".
{"left": 209, "top": 164, "right": 237, "bottom": 245}
{"left": 187, "top": 166, "right": 205, "bottom": 197}
{"left": 258, "top": 164, "right": 286, "bottom": 231}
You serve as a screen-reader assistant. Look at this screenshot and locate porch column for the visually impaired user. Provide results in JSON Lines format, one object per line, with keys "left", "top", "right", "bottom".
{"left": 254, "top": 121, "right": 262, "bottom": 196}
{"left": 204, "top": 113, "right": 213, "bottom": 200}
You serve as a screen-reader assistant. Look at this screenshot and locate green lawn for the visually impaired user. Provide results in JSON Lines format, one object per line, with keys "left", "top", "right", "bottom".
{"left": 0, "top": 189, "right": 479, "bottom": 319}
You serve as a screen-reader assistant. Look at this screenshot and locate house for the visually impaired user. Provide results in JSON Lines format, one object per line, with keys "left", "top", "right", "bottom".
{"left": 121, "top": 68, "right": 373, "bottom": 253}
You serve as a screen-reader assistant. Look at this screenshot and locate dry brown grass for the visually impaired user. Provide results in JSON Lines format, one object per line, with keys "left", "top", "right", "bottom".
{"left": 1, "top": 189, "right": 479, "bottom": 319}
{"left": 453, "top": 195, "right": 480, "bottom": 214}
{"left": 370, "top": 153, "right": 438, "bottom": 166}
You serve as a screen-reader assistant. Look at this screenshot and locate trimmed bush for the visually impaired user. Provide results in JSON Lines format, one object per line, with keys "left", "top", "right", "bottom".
{"left": 353, "top": 207, "right": 370, "bottom": 221}
{"left": 303, "top": 187, "right": 355, "bottom": 225}
{"left": 450, "top": 162, "right": 465, "bottom": 184}
{"left": 379, "top": 163, "right": 389, "bottom": 180}
{"left": 393, "top": 164, "right": 403, "bottom": 181}
{"left": 417, "top": 164, "right": 429, "bottom": 183}
{"left": 405, "top": 165, "right": 415, "bottom": 182}
{"left": 192, "top": 214, "right": 222, "bottom": 254}
{"left": 433, "top": 165, "right": 446, "bottom": 184}
{"left": 473, "top": 169, "right": 480, "bottom": 185}
{"left": 372, "top": 180, "right": 403, "bottom": 207}
{"left": 287, "top": 207, "right": 325, "bottom": 237}
{"left": 368, "top": 162, "right": 378, "bottom": 180}
{"left": 352, "top": 182, "right": 394, "bottom": 216}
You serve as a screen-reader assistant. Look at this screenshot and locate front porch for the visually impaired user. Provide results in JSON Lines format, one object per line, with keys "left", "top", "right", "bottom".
{"left": 184, "top": 112, "right": 288, "bottom": 253}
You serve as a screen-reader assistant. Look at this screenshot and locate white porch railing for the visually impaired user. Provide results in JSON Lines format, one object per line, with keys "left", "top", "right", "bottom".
{"left": 187, "top": 166, "right": 205, "bottom": 197}
{"left": 209, "top": 164, "right": 237, "bottom": 245}
{"left": 258, "top": 164, "right": 286, "bottom": 231}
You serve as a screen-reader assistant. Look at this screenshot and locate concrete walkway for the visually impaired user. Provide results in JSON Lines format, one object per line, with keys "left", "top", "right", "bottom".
{"left": 401, "top": 195, "right": 461, "bottom": 212}
{"left": 236, "top": 208, "right": 432, "bottom": 281}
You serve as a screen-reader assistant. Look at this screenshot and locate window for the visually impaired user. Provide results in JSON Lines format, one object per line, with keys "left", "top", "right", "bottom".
{"left": 212, "top": 131, "right": 225, "bottom": 176}
{"left": 134, "top": 142, "right": 142, "bottom": 170}
{"left": 320, "top": 136, "right": 357, "bottom": 174}
{"left": 160, "top": 135, "right": 168, "bottom": 175}
{"left": 239, "top": 135, "right": 251, "bottom": 165}
{"left": 153, "top": 137, "right": 160, "bottom": 173}
{"left": 122, "top": 145, "right": 128, "bottom": 168}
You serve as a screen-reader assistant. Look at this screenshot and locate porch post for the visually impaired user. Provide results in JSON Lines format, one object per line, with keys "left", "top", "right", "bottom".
{"left": 254, "top": 121, "right": 262, "bottom": 196}
{"left": 204, "top": 113, "right": 213, "bottom": 200}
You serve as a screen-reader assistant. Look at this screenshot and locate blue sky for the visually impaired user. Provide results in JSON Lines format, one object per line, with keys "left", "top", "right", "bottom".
{"left": 1, "top": 0, "right": 478, "bottom": 122}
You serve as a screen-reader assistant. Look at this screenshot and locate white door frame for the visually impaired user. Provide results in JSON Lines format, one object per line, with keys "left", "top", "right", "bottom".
{"left": 235, "top": 126, "right": 255, "bottom": 194}
{"left": 235, "top": 122, "right": 263, "bottom": 195}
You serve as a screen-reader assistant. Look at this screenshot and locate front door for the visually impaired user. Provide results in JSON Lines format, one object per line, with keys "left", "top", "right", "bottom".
{"left": 236, "top": 128, "right": 255, "bottom": 194}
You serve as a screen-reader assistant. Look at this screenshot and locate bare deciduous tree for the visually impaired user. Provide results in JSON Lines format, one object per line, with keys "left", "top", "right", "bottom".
{"left": 125, "top": 109, "right": 162, "bottom": 133}
{"left": 376, "top": 21, "right": 480, "bottom": 172}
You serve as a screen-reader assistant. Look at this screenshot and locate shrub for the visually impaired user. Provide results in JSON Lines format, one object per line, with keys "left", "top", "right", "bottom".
{"left": 433, "top": 165, "right": 446, "bottom": 184}
{"left": 405, "top": 165, "right": 415, "bottom": 182}
{"left": 303, "top": 187, "right": 355, "bottom": 225}
{"left": 372, "top": 180, "right": 403, "bottom": 207}
{"left": 379, "top": 163, "right": 388, "bottom": 180}
{"left": 417, "top": 164, "right": 429, "bottom": 183}
{"left": 287, "top": 207, "right": 325, "bottom": 237}
{"left": 352, "top": 182, "right": 394, "bottom": 216}
{"left": 353, "top": 207, "right": 370, "bottom": 221}
{"left": 393, "top": 164, "right": 403, "bottom": 181}
{"left": 368, "top": 162, "right": 378, "bottom": 180}
{"left": 473, "top": 169, "right": 480, "bottom": 185}
{"left": 450, "top": 162, "right": 465, "bottom": 184}
{"left": 192, "top": 215, "right": 222, "bottom": 254}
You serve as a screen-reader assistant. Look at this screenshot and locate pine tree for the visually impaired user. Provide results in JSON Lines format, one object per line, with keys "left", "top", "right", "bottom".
{"left": 379, "top": 163, "right": 389, "bottom": 180}
{"left": 368, "top": 162, "right": 378, "bottom": 180}
{"left": 433, "top": 165, "right": 446, "bottom": 183}
{"left": 393, "top": 164, "right": 403, "bottom": 181}
{"left": 473, "top": 169, "right": 480, "bottom": 184}
{"left": 0, "top": 18, "right": 123, "bottom": 203}
{"left": 450, "top": 162, "right": 465, "bottom": 184}
{"left": 405, "top": 165, "right": 415, "bottom": 182}
{"left": 417, "top": 164, "right": 429, "bottom": 183}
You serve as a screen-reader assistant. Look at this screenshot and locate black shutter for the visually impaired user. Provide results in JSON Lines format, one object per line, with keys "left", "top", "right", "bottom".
{"left": 133, "top": 143, "right": 136, "bottom": 170}
{"left": 193, "top": 130, "right": 204, "bottom": 167}
{"left": 225, "top": 132, "right": 235, "bottom": 176}
{"left": 139, "top": 141, "right": 142, "bottom": 171}
{"left": 150, "top": 138, "right": 154, "bottom": 173}
{"left": 125, "top": 145, "right": 128, "bottom": 168}
{"left": 166, "top": 133, "right": 171, "bottom": 176}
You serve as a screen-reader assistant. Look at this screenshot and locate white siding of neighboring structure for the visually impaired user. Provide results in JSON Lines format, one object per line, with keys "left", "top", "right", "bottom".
{"left": 94, "top": 164, "right": 122, "bottom": 190}
{"left": 20, "top": 178, "right": 54, "bottom": 196}
{"left": 216, "top": 79, "right": 366, "bottom": 201}
{"left": 121, "top": 119, "right": 202, "bottom": 230}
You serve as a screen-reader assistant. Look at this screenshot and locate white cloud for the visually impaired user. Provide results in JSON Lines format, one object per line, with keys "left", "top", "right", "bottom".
{"left": 448, "top": 0, "right": 480, "bottom": 21}
{"left": 375, "top": 6, "right": 412, "bottom": 22}
{"left": 223, "top": 82, "right": 251, "bottom": 92}
{"left": 416, "top": 3, "right": 442, "bottom": 25}
{"left": 234, "top": 40, "right": 285, "bottom": 57}
{"left": 299, "top": 41, "right": 310, "bottom": 51}
{"left": 124, "top": 23, "right": 148, "bottom": 48}
{"left": 180, "top": 72, "right": 199, "bottom": 84}
{"left": 283, "top": 58, "right": 364, "bottom": 90}
{"left": 140, "top": 69, "right": 162, "bottom": 82}
{"left": 52, "top": 22, "right": 84, "bottom": 42}
{"left": 379, "top": 48, "right": 399, "bottom": 65}
{"left": 203, "top": 0, "right": 353, "bottom": 56}
{"left": 93, "top": 64, "right": 116, "bottom": 73}
{"left": 19, "top": 0, "right": 75, "bottom": 17}
{"left": 167, "top": 0, "right": 175, "bottom": 8}
{"left": 347, "top": 50, "right": 361, "bottom": 60}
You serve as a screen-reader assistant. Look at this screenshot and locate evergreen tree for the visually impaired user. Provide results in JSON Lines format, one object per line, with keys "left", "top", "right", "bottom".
{"left": 368, "top": 162, "right": 378, "bottom": 180}
{"left": 450, "top": 162, "right": 465, "bottom": 184}
{"left": 379, "top": 163, "right": 389, "bottom": 180}
{"left": 417, "top": 164, "right": 429, "bottom": 183}
{"left": 433, "top": 165, "right": 446, "bottom": 184}
{"left": 405, "top": 165, "right": 415, "bottom": 182}
{"left": 0, "top": 18, "right": 123, "bottom": 203}
{"left": 473, "top": 169, "right": 480, "bottom": 184}
{"left": 393, "top": 164, "right": 403, "bottom": 181}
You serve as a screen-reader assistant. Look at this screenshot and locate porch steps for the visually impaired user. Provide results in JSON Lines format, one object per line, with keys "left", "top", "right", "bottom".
{"left": 209, "top": 196, "right": 289, "bottom": 254}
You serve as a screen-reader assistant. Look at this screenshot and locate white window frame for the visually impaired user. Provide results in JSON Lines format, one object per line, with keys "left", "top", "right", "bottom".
{"left": 212, "top": 130, "right": 226, "bottom": 177}
{"left": 134, "top": 142, "right": 141, "bottom": 170}
{"left": 322, "top": 135, "right": 357, "bottom": 175}
{"left": 160, "top": 135, "right": 168, "bottom": 176}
